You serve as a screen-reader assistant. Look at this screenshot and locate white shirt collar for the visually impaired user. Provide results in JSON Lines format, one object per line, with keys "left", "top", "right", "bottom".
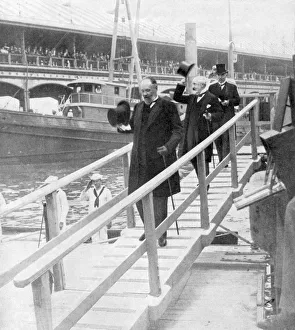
{"left": 150, "top": 96, "right": 159, "bottom": 108}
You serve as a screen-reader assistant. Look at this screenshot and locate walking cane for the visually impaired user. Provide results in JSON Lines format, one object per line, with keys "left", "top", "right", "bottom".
{"left": 205, "top": 110, "right": 215, "bottom": 168}
{"left": 38, "top": 206, "right": 45, "bottom": 248}
{"left": 162, "top": 155, "right": 180, "bottom": 235}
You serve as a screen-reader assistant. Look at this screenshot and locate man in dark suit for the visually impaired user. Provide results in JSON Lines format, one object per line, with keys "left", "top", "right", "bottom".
{"left": 173, "top": 76, "right": 223, "bottom": 177}
{"left": 128, "top": 76, "right": 183, "bottom": 247}
{"left": 208, "top": 64, "right": 240, "bottom": 162}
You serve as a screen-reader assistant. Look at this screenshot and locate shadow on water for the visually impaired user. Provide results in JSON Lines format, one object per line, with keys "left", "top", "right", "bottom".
{"left": 0, "top": 157, "right": 126, "bottom": 231}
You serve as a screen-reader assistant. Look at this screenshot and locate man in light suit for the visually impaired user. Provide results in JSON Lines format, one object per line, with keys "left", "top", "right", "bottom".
{"left": 208, "top": 64, "right": 240, "bottom": 162}
{"left": 42, "top": 175, "right": 69, "bottom": 234}
{"left": 128, "top": 76, "right": 183, "bottom": 247}
{"left": 174, "top": 76, "right": 223, "bottom": 178}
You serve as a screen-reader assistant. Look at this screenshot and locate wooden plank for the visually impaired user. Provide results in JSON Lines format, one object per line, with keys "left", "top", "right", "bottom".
{"left": 272, "top": 77, "right": 290, "bottom": 131}
{"left": 142, "top": 193, "right": 161, "bottom": 297}
{"left": 54, "top": 243, "right": 147, "bottom": 330}
{"left": 32, "top": 272, "right": 52, "bottom": 330}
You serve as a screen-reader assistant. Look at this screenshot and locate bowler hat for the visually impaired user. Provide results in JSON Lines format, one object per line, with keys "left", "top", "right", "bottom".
{"left": 216, "top": 64, "right": 228, "bottom": 75}
{"left": 177, "top": 61, "right": 195, "bottom": 77}
{"left": 107, "top": 100, "right": 131, "bottom": 127}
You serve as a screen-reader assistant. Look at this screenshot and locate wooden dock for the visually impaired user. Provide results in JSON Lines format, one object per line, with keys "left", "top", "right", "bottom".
{"left": 0, "top": 153, "right": 266, "bottom": 330}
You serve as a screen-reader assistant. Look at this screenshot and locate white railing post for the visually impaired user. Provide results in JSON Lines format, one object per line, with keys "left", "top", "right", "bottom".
{"left": 45, "top": 192, "right": 65, "bottom": 291}
{"left": 142, "top": 192, "right": 161, "bottom": 297}
{"left": 250, "top": 98, "right": 259, "bottom": 159}
{"left": 122, "top": 153, "right": 135, "bottom": 228}
{"left": 229, "top": 125, "right": 238, "bottom": 188}
{"left": 32, "top": 272, "right": 53, "bottom": 330}
{"left": 197, "top": 151, "right": 209, "bottom": 229}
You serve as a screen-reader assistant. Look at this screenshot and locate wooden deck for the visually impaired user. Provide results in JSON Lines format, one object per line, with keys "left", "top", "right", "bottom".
{"left": 0, "top": 152, "right": 265, "bottom": 330}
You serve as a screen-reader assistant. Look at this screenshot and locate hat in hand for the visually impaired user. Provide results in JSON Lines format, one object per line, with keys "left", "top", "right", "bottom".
{"left": 107, "top": 100, "right": 131, "bottom": 127}
{"left": 177, "top": 61, "right": 195, "bottom": 77}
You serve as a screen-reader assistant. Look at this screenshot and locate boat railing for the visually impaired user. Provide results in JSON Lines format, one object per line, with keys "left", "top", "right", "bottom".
{"left": 69, "top": 93, "right": 124, "bottom": 107}
{"left": 0, "top": 93, "right": 264, "bottom": 329}
{"left": 0, "top": 52, "right": 284, "bottom": 83}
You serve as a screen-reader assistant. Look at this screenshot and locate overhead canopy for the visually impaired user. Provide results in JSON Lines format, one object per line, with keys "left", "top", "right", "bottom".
{"left": 0, "top": 0, "right": 292, "bottom": 60}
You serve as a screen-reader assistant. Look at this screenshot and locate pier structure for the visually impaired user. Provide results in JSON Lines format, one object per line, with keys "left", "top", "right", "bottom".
{"left": 0, "top": 95, "right": 270, "bottom": 329}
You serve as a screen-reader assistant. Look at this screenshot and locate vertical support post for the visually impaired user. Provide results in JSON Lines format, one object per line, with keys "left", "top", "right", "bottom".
{"left": 197, "top": 151, "right": 209, "bottom": 229}
{"left": 250, "top": 98, "right": 259, "bottom": 160}
{"left": 269, "top": 92, "right": 276, "bottom": 130}
{"left": 109, "top": 0, "right": 120, "bottom": 82}
{"left": 227, "top": 0, "right": 234, "bottom": 79}
{"left": 45, "top": 192, "right": 65, "bottom": 291}
{"left": 123, "top": 153, "right": 135, "bottom": 227}
{"left": 127, "top": 0, "right": 141, "bottom": 100}
{"left": 185, "top": 23, "right": 197, "bottom": 94}
{"left": 242, "top": 95, "right": 247, "bottom": 109}
{"left": 142, "top": 193, "right": 161, "bottom": 297}
{"left": 229, "top": 125, "right": 238, "bottom": 188}
{"left": 125, "top": 0, "right": 142, "bottom": 86}
{"left": 32, "top": 272, "right": 53, "bottom": 330}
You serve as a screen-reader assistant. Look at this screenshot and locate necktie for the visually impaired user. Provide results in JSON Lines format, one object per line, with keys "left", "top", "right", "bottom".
{"left": 93, "top": 188, "right": 98, "bottom": 208}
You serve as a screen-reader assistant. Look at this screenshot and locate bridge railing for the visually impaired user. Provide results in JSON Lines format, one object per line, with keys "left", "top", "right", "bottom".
{"left": 1, "top": 96, "right": 260, "bottom": 329}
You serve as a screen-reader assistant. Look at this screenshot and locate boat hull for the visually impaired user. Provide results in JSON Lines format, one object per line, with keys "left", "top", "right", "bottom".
{"left": 0, "top": 110, "right": 133, "bottom": 164}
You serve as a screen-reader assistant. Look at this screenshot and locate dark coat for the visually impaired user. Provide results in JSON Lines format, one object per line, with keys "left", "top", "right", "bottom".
{"left": 128, "top": 97, "right": 183, "bottom": 197}
{"left": 173, "top": 84, "right": 223, "bottom": 162}
{"left": 208, "top": 81, "right": 240, "bottom": 127}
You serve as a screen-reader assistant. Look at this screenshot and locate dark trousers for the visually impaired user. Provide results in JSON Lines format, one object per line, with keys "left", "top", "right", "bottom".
{"left": 191, "top": 157, "right": 210, "bottom": 177}
{"left": 215, "top": 123, "right": 236, "bottom": 162}
{"left": 136, "top": 196, "right": 168, "bottom": 239}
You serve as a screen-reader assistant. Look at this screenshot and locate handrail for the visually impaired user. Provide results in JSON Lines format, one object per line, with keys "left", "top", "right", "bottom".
{"left": 13, "top": 98, "right": 259, "bottom": 286}
{"left": 0, "top": 143, "right": 132, "bottom": 217}
{"left": 8, "top": 96, "right": 261, "bottom": 329}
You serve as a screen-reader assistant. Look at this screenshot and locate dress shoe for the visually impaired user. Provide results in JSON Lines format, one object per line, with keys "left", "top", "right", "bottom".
{"left": 139, "top": 233, "right": 145, "bottom": 241}
{"left": 84, "top": 237, "right": 92, "bottom": 244}
{"left": 158, "top": 236, "right": 167, "bottom": 247}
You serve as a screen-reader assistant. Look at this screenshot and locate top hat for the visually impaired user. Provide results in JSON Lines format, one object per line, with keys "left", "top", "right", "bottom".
{"left": 107, "top": 100, "right": 131, "bottom": 127}
{"left": 216, "top": 64, "right": 228, "bottom": 75}
{"left": 177, "top": 61, "right": 195, "bottom": 77}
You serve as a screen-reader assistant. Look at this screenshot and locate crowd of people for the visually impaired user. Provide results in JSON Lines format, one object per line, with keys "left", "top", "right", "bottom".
{"left": 0, "top": 43, "right": 283, "bottom": 82}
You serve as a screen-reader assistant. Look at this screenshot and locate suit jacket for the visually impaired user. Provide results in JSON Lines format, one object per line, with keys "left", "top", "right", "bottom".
{"left": 208, "top": 81, "right": 240, "bottom": 124}
{"left": 173, "top": 84, "right": 223, "bottom": 161}
{"left": 128, "top": 97, "right": 183, "bottom": 197}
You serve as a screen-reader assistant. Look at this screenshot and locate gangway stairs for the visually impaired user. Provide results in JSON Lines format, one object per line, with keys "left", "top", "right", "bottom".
{"left": 0, "top": 96, "right": 269, "bottom": 329}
